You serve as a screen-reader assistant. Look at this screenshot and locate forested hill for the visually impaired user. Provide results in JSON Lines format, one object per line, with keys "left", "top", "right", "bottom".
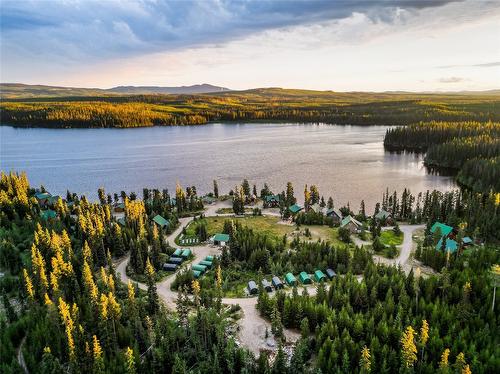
{"left": 1, "top": 85, "right": 500, "bottom": 128}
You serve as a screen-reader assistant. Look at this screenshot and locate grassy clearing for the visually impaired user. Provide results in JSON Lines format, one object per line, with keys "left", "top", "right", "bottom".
{"left": 380, "top": 230, "right": 404, "bottom": 246}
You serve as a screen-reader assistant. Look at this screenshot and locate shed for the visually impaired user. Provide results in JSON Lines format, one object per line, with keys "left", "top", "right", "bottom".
{"left": 261, "top": 279, "right": 273, "bottom": 292}
{"left": 199, "top": 260, "right": 212, "bottom": 269}
{"left": 192, "top": 264, "right": 207, "bottom": 273}
{"left": 299, "top": 272, "right": 312, "bottom": 285}
{"left": 181, "top": 249, "right": 192, "bottom": 258}
{"left": 247, "top": 281, "right": 258, "bottom": 295}
{"left": 162, "top": 263, "right": 178, "bottom": 272}
{"left": 289, "top": 204, "right": 303, "bottom": 214}
{"left": 326, "top": 268, "right": 337, "bottom": 279}
{"left": 272, "top": 276, "right": 284, "bottom": 289}
{"left": 213, "top": 233, "right": 230, "bottom": 246}
{"left": 193, "top": 270, "right": 201, "bottom": 279}
{"left": 173, "top": 248, "right": 183, "bottom": 256}
{"left": 462, "top": 236, "right": 473, "bottom": 245}
{"left": 285, "top": 273, "right": 297, "bottom": 286}
{"left": 168, "top": 256, "right": 183, "bottom": 265}
{"left": 153, "top": 214, "right": 170, "bottom": 228}
{"left": 314, "top": 270, "right": 327, "bottom": 282}
{"left": 205, "top": 255, "right": 214, "bottom": 262}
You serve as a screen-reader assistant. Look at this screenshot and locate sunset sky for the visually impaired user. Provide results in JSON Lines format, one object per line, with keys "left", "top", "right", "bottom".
{"left": 1, "top": 0, "right": 499, "bottom": 91}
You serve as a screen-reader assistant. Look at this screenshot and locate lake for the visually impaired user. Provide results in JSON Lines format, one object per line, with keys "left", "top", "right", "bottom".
{"left": 0, "top": 123, "right": 456, "bottom": 210}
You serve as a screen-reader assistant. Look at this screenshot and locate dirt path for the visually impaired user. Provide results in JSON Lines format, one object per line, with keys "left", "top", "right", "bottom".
{"left": 17, "top": 336, "right": 28, "bottom": 374}
{"left": 115, "top": 203, "right": 423, "bottom": 355}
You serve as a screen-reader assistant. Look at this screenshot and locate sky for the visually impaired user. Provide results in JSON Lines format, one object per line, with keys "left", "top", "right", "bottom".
{"left": 1, "top": 0, "right": 499, "bottom": 92}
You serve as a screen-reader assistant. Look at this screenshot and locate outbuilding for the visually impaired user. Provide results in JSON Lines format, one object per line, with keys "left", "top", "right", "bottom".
{"left": 272, "top": 276, "right": 284, "bottom": 289}
{"left": 168, "top": 256, "right": 183, "bottom": 265}
{"left": 199, "top": 260, "right": 212, "bottom": 269}
{"left": 162, "top": 263, "right": 178, "bottom": 272}
{"left": 152, "top": 214, "right": 170, "bottom": 229}
{"left": 213, "top": 233, "right": 230, "bottom": 246}
{"left": 181, "top": 249, "right": 192, "bottom": 258}
{"left": 192, "top": 264, "right": 207, "bottom": 273}
{"left": 314, "top": 270, "right": 327, "bottom": 282}
{"left": 193, "top": 270, "right": 201, "bottom": 279}
{"left": 261, "top": 279, "right": 273, "bottom": 292}
{"left": 340, "top": 215, "right": 362, "bottom": 234}
{"left": 326, "top": 268, "right": 337, "bottom": 280}
{"left": 289, "top": 204, "right": 303, "bottom": 215}
{"left": 326, "top": 207, "right": 342, "bottom": 223}
{"left": 173, "top": 248, "right": 183, "bottom": 257}
{"left": 285, "top": 272, "right": 297, "bottom": 286}
{"left": 247, "top": 281, "right": 259, "bottom": 295}
{"left": 299, "top": 272, "right": 312, "bottom": 285}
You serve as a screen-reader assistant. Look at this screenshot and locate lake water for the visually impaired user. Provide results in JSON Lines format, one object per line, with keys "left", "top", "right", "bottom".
{"left": 0, "top": 123, "right": 456, "bottom": 210}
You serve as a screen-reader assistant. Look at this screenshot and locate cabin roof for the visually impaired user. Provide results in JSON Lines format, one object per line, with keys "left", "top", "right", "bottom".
{"left": 341, "top": 215, "right": 362, "bottom": 228}
{"left": 436, "top": 237, "right": 458, "bottom": 253}
{"left": 289, "top": 204, "right": 303, "bottom": 213}
{"left": 40, "top": 209, "right": 57, "bottom": 220}
{"left": 326, "top": 207, "right": 342, "bottom": 218}
{"left": 430, "top": 221, "right": 453, "bottom": 237}
{"left": 375, "top": 209, "right": 391, "bottom": 220}
{"left": 213, "top": 233, "right": 230, "bottom": 242}
{"left": 153, "top": 214, "right": 169, "bottom": 227}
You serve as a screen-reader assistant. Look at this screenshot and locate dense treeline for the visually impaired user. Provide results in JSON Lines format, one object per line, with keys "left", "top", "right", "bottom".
{"left": 384, "top": 121, "right": 500, "bottom": 193}
{"left": 2, "top": 90, "right": 499, "bottom": 128}
{"left": 258, "top": 248, "right": 499, "bottom": 373}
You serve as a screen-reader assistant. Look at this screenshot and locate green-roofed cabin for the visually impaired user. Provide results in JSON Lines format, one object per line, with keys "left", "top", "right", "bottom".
{"left": 285, "top": 273, "right": 297, "bottom": 286}
{"left": 205, "top": 255, "right": 214, "bottom": 262}
{"left": 181, "top": 249, "right": 192, "bottom": 258}
{"left": 202, "top": 195, "right": 217, "bottom": 205}
{"left": 35, "top": 191, "right": 52, "bottom": 207}
{"left": 314, "top": 270, "right": 326, "bottom": 282}
{"left": 213, "top": 233, "right": 230, "bottom": 246}
{"left": 462, "top": 236, "right": 473, "bottom": 246}
{"left": 192, "top": 264, "right": 207, "bottom": 273}
{"left": 153, "top": 214, "right": 170, "bottom": 228}
{"left": 173, "top": 248, "right": 183, "bottom": 256}
{"left": 116, "top": 217, "right": 126, "bottom": 226}
{"left": 47, "top": 195, "right": 62, "bottom": 207}
{"left": 40, "top": 209, "right": 57, "bottom": 220}
{"left": 326, "top": 207, "right": 342, "bottom": 223}
{"left": 264, "top": 194, "right": 280, "bottom": 207}
{"left": 299, "top": 272, "right": 312, "bottom": 284}
{"left": 289, "top": 204, "right": 303, "bottom": 214}
{"left": 340, "top": 215, "right": 362, "bottom": 233}
{"left": 114, "top": 202, "right": 125, "bottom": 213}
{"left": 430, "top": 222, "right": 454, "bottom": 237}
{"left": 436, "top": 237, "right": 458, "bottom": 253}
{"left": 193, "top": 270, "right": 201, "bottom": 279}
{"left": 374, "top": 209, "right": 393, "bottom": 224}
{"left": 199, "top": 260, "right": 212, "bottom": 269}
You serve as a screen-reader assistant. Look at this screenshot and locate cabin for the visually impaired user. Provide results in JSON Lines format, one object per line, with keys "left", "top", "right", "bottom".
{"left": 285, "top": 272, "right": 297, "bottom": 286}
{"left": 173, "top": 248, "right": 183, "bottom": 257}
{"left": 47, "top": 195, "right": 62, "bottom": 208}
{"left": 168, "top": 256, "right": 183, "bottom": 265}
{"left": 340, "top": 215, "right": 362, "bottom": 233}
{"left": 314, "top": 270, "right": 327, "bottom": 282}
{"left": 116, "top": 217, "right": 126, "bottom": 226}
{"left": 153, "top": 214, "right": 170, "bottom": 229}
{"left": 462, "top": 237, "right": 473, "bottom": 246}
{"left": 35, "top": 191, "right": 52, "bottom": 208}
{"left": 309, "top": 203, "right": 325, "bottom": 214}
{"left": 264, "top": 194, "right": 281, "bottom": 208}
{"left": 261, "top": 279, "right": 273, "bottom": 292}
{"left": 199, "top": 260, "right": 212, "bottom": 269}
{"left": 374, "top": 209, "right": 393, "bottom": 225}
{"left": 205, "top": 255, "right": 214, "bottom": 262}
{"left": 192, "top": 264, "right": 207, "bottom": 273}
{"left": 247, "top": 281, "right": 258, "bottom": 295}
{"left": 299, "top": 272, "right": 312, "bottom": 285}
{"left": 272, "top": 276, "right": 284, "bottom": 289}
{"left": 436, "top": 237, "right": 458, "bottom": 253}
{"left": 213, "top": 233, "right": 230, "bottom": 246}
{"left": 162, "top": 263, "right": 178, "bottom": 272}
{"left": 181, "top": 249, "right": 192, "bottom": 258}
{"left": 431, "top": 222, "right": 454, "bottom": 239}
{"left": 114, "top": 202, "right": 125, "bottom": 213}
{"left": 326, "top": 207, "right": 342, "bottom": 223}
{"left": 193, "top": 270, "right": 201, "bottom": 279}
{"left": 326, "top": 268, "right": 337, "bottom": 280}
{"left": 40, "top": 209, "right": 57, "bottom": 220}
{"left": 289, "top": 204, "right": 303, "bottom": 215}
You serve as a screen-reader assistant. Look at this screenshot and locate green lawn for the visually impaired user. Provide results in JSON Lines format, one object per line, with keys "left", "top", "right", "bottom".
{"left": 380, "top": 230, "right": 404, "bottom": 246}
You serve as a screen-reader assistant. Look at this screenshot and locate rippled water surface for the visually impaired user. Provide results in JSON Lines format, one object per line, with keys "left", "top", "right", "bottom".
{"left": 1, "top": 123, "right": 456, "bottom": 208}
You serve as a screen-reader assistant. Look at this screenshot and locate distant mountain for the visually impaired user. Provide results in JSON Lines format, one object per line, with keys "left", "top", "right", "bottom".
{"left": 108, "top": 84, "right": 230, "bottom": 94}
{"left": 0, "top": 83, "right": 230, "bottom": 99}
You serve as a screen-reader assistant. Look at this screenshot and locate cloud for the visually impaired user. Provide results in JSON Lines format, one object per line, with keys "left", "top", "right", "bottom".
{"left": 438, "top": 77, "right": 465, "bottom": 83}
{"left": 0, "top": 0, "right": 461, "bottom": 63}
{"left": 439, "top": 61, "right": 500, "bottom": 69}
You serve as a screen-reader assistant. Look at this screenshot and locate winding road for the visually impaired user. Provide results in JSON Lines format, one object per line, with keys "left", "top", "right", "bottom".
{"left": 115, "top": 201, "right": 422, "bottom": 355}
